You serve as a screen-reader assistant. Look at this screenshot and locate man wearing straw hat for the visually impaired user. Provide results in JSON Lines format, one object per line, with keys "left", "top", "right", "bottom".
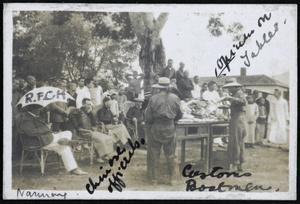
{"left": 145, "top": 77, "right": 183, "bottom": 185}
{"left": 222, "top": 78, "right": 247, "bottom": 172}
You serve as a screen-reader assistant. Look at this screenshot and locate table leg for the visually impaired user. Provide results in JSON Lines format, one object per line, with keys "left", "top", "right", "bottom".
{"left": 201, "top": 138, "right": 204, "bottom": 161}
{"left": 181, "top": 140, "right": 185, "bottom": 167}
{"left": 208, "top": 128, "right": 213, "bottom": 172}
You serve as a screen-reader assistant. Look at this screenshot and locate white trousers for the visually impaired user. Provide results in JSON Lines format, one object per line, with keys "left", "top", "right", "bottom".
{"left": 43, "top": 131, "right": 78, "bottom": 172}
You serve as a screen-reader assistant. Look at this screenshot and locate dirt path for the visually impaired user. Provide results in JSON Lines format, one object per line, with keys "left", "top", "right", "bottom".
{"left": 12, "top": 143, "right": 289, "bottom": 193}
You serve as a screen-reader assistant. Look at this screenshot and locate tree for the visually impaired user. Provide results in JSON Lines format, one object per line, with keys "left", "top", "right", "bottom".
{"left": 13, "top": 11, "right": 140, "bottom": 86}
{"left": 129, "top": 13, "right": 169, "bottom": 92}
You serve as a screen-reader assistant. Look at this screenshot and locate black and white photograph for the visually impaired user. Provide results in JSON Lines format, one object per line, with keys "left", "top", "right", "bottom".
{"left": 3, "top": 3, "right": 297, "bottom": 200}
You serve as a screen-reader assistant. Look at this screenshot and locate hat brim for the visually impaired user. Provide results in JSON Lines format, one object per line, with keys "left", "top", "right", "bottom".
{"left": 134, "top": 98, "right": 144, "bottom": 102}
{"left": 259, "top": 90, "right": 273, "bottom": 94}
{"left": 151, "top": 84, "right": 169, "bottom": 88}
{"left": 222, "top": 82, "right": 242, "bottom": 88}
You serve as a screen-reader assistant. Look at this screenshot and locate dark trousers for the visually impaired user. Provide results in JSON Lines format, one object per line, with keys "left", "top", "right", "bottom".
{"left": 52, "top": 122, "right": 68, "bottom": 132}
{"left": 147, "top": 121, "right": 176, "bottom": 180}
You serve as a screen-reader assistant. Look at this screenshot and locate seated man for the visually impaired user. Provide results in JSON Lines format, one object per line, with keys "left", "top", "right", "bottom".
{"left": 68, "top": 98, "right": 115, "bottom": 163}
{"left": 18, "top": 104, "right": 87, "bottom": 175}
{"left": 126, "top": 97, "right": 145, "bottom": 142}
{"left": 97, "top": 97, "right": 131, "bottom": 145}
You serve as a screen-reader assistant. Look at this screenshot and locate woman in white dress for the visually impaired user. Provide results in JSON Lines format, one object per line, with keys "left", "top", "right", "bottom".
{"left": 268, "top": 90, "right": 289, "bottom": 146}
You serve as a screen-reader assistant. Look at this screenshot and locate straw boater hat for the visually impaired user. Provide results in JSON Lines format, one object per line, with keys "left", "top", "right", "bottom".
{"left": 259, "top": 90, "right": 273, "bottom": 95}
{"left": 151, "top": 77, "right": 170, "bottom": 89}
{"left": 134, "top": 97, "right": 144, "bottom": 102}
{"left": 222, "top": 78, "right": 242, "bottom": 88}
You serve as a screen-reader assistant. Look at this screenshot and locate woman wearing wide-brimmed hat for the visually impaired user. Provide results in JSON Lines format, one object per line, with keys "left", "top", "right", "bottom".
{"left": 222, "top": 78, "right": 247, "bottom": 171}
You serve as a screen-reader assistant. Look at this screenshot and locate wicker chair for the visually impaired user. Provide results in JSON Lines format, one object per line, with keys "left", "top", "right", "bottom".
{"left": 123, "top": 101, "right": 138, "bottom": 140}
{"left": 17, "top": 114, "right": 62, "bottom": 176}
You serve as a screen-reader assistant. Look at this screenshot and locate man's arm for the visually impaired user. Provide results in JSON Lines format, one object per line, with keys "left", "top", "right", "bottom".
{"left": 97, "top": 108, "right": 114, "bottom": 123}
{"left": 137, "top": 73, "right": 145, "bottom": 81}
{"left": 50, "top": 102, "right": 67, "bottom": 114}
{"left": 145, "top": 99, "right": 154, "bottom": 124}
{"left": 127, "top": 107, "right": 135, "bottom": 119}
{"left": 125, "top": 74, "right": 132, "bottom": 82}
{"left": 68, "top": 109, "right": 80, "bottom": 131}
{"left": 174, "top": 97, "right": 184, "bottom": 121}
{"left": 20, "top": 117, "right": 51, "bottom": 137}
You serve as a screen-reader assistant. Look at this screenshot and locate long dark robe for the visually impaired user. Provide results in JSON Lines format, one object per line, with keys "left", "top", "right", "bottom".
{"left": 227, "top": 89, "right": 247, "bottom": 165}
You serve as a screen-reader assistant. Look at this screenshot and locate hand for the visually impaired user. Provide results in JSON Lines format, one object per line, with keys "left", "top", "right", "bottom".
{"left": 132, "top": 117, "right": 137, "bottom": 122}
{"left": 113, "top": 117, "right": 119, "bottom": 122}
{"left": 141, "top": 122, "right": 145, "bottom": 125}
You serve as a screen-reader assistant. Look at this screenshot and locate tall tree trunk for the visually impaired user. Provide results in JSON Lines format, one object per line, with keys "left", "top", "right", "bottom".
{"left": 129, "top": 12, "right": 168, "bottom": 92}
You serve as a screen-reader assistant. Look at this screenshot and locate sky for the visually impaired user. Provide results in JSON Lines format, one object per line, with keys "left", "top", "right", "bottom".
{"left": 146, "top": 5, "right": 297, "bottom": 78}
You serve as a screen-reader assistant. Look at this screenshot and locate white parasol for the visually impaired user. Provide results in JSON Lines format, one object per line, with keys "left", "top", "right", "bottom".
{"left": 16, "top": 87, "right": 74, "bottom": 108}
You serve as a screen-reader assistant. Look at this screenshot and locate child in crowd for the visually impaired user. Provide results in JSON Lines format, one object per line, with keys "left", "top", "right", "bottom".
{"left": 244, "top": 94, "right": 259, "bottom": 148}
{"left": 256, "top": 97, "right": 268, "bottom": 145}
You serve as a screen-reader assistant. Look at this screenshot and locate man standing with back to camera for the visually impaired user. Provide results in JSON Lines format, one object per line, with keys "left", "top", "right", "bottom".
{"left": 145, "top": 77, "right": 183, "bottom": 186}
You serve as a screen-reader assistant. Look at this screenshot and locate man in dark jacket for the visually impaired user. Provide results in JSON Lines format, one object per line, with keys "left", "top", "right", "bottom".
{"left": 177, "top": 70, "right": 194, "bottom": 100}
{"left": 49, "top": 81, "right": 69, "bottom": 132}
{"left": 127, "top": 97, "right": 145, "bottom": 141}
{"left": 159, "top": 59, "right": 176, "bottom": 79}
{"left": 18, "top": 104, "right": 87, "bottom": 175}
{"left": 68, "top": 98, "right": 115, "bottom": 163}
{"left": 145, "top": 77, "right": 184, "bottom": 185}
{"left": 97, "top": 97, "right": 131, "bottom": 145}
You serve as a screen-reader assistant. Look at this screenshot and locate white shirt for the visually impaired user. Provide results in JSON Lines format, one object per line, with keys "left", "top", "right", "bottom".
{"left": 76, "top": 86, "right": 91, "bottom": 108}
{"left": 191, "top": 82, "right": 201, "bottom": 99}
{"left": 202, "top": 90, "right": 220, "bottom": 112}
{"left": 89, "top": 85, "right": 103, "bottom": 106}
{"left": 110, "top": 99, "right": 119, "bottom": 117}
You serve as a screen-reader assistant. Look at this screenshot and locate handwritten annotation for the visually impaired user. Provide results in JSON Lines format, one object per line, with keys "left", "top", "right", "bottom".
{"left": 215, "top": 12, "right": 284, "bottom": 77}
{"left": 86, "top": 138, "right": 145, "bottom": 193}
{"left": 17, "top": 189, "right": 67, "bottom": 199}
{"left": 182, "top": 164, "right": 272, "bottom": 192}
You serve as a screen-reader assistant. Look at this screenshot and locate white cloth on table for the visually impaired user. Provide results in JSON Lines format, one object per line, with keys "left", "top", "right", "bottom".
{"left": 43, "top": 131, "right": 77, "bottom": 172}
{"left": 268, "top": 97, "right": 289, "bottom": 144}
{"left": 202, "top": 90, "right": 223, "bottom": 145}
{"left": 76, "top": 86, "right": 91, "bottom": 108}
{"left": 202, "top": 90, "right": 220, "bottom": 113}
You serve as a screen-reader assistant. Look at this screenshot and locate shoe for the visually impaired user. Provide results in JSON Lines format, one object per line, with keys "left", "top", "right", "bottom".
{"left": 83, "top": 144, "right": 90, "bottom": 150}
{"left": 71, "top": 168, "right": 87, "bottom": 175}
{"left": 76, "top": 145, "right": 82, "bottom": 151}
{"left": 96, "top": 158, "right": 105, "bottom": 163}
{"left": 218, "top": 143, "right": 226, "bottom": 148}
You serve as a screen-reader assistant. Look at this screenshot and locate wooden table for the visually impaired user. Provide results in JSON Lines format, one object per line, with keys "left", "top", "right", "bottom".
{"left": 175, "top": 120, "right": 229, "bottom": 174}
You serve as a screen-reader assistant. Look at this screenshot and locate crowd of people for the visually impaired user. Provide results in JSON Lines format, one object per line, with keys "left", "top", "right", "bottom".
{"left": 11, "top": 58, "right": 289, "bottom": 183}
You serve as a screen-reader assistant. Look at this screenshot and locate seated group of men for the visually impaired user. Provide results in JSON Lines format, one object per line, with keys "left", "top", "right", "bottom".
{"left": 18, "top": 96, "right": 144, "bottom": 175}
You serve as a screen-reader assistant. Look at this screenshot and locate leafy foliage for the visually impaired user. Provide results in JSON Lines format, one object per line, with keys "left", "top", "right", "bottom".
{"left": 13, "top": 11, "right": 139, "bottom": 85}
